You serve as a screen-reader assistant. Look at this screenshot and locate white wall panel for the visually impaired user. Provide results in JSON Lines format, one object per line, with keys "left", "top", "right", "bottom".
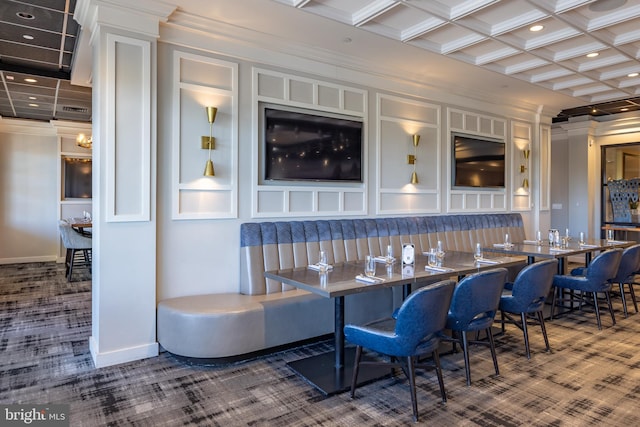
{"left": 447, "top": 108, "right": 508, "bottom": 213}
{"left": 171, "top": 52, "right": 238, "bottom": 219}
{"left": 377, "top": 94, "right": 441, "bottom": 214}
{"left": 252, "top": 68, "right": 367, "bottom": 217}
{"left": 106, "top": 35, "right": 151, "bottom": 222}
{"left": 511, "top": 121, "right": 532, "bottom": 212}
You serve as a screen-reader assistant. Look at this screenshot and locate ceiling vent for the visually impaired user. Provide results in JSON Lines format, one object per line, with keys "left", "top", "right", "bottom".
{"left": 62, "top": 106, "right": 88, "bottom": 113}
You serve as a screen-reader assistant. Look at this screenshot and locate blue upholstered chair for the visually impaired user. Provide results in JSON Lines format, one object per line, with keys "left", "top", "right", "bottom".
{"left": 552, "top": 248, "right": 623, "bottom": 329}
{"left": 499, "top": 259, "right": 558, "bottom": 359}
{"left": 442, "top": 268, "right": 508, "bottom": 386}
{"left": 608, "top": 244, "right": 640, "bottom": 318}
{"left": 344, "top": 279, "right": 455, "bottom": 422}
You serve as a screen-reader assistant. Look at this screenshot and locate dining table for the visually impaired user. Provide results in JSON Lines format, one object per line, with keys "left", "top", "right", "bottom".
{"left": 483, "top": 238, "right": 634, "bottom": 274}
{"left": 264, "top": 250, "right": 527, "bottom": 395}
{"left": 67, "top": 217, "right": 92, "bottom": 236}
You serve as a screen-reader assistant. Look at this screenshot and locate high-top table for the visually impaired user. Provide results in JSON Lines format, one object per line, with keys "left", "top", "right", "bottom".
{"left": 264, "top": 251, "right": 526, "bottom": 395}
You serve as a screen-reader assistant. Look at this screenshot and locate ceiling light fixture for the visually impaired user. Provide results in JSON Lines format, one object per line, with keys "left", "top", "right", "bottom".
{"left": 628, "top": 72, "right": 639, "bottom": 77}
{"left": 586, "top": 52, "right": 599, "bottom": 58}
{"left": 76, "top": 133, "right": 92, "bottom": 149}
{"left": 28, "top": 96, "right": 36, "bottom": 100}
{"left": 591, "top": 107, "right": 598, "bottom": 114}
{"left": 16, "top": 12, "right": 35, "bottom": 20}
{"left": 28, "top": 103, "right": 39, "bottom": 107}
{"left": 529, "top": 24, "right": 544, "bottom": 32}
{"left": 621, "top": 108, "right": 629, "bottom": 111}
{"left": 24, "top": 78, "right": 37, "bottom": 83}
{"left": 22, "top": 34, "right": 34, "bottom": 40}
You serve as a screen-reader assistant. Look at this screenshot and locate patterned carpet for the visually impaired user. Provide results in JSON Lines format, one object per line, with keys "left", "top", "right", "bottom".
{"left": 1, "top": 262, "right": 639, "bottom": 426}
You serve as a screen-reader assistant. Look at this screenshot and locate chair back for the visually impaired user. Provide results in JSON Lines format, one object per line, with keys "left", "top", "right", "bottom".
{"left": 509, "top": 259, "right": 558, "bottom": 312}
{"left": 585, "top": 248, "right": 623, "bottom": 290}
{"left": 58, "top": 220, "right": 92, "bottom": 250}
{"left": 394, "top": 279, "right": 455, "bottom": 354}
{"left": 613, "top": 244, "right": 640, "bottom": 283}
{"left": 447, "top": 268, "right": 508, "bottom": 331}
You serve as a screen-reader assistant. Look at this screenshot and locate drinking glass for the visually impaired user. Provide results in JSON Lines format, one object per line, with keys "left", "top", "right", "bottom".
{"left": 504, "top": 233, "right": 510, "bottom": 246}
{"left": 607, "top": 229, "right": 614, "bottom": 241}
{"left": 364, "top": 255, "right": 376, "bottom": 277}
{"left": 436, "top": 241, "right": 445, "bottom": 264}
{"left": 318, "top": 250, "right": 328, "bottom": 273}
{"left": 428, "top": 248, "right": 438, "bottom": 267}
{"left": 474, "top": 243, "right": 483, "bottom": 263}
{"left": 565, "top": 228, "right": 571, "bottom": 241}
{"left": 386, "top": 244, "right": 394, "bottom": 264}
{"left": 579, "top": 232, "right": 585, "bottom": 245}
{"left": 536, "top": 230, "right": 542, "bottom": 245}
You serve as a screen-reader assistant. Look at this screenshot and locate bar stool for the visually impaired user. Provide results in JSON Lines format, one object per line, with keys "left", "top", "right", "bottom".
{"left": 58, "top": 220, "right": 92, "bottom": 282}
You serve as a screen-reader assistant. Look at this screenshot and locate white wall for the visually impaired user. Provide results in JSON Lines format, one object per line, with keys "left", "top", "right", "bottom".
{"left": 0, "top": 126, "right": 58, "bottom": 263}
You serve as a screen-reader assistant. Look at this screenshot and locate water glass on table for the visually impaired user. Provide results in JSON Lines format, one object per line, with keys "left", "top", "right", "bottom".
{"left": 607, "top": 229, "right": 614, "bottom": 241}
{"left": 386, "top": 244, "right": 394, "bottom": 265}
{"left": 427, "top": 248, "right": 438, "bottom": 267}
{"left": 436, "top": 241, "right": 445, "bottom": 264}
{"left": 318, "top": 250, "right": 328, "bottom": 273}
{"left": 364, "top": 255, "right": 376, "bottom": 277}
{"left": 474, "top": 243, "right": 483, "bottom": 264}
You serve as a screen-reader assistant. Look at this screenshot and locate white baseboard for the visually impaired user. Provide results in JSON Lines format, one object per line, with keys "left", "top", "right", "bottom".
{"left": 0, "top": 255, "right": 57, "bottom": 265}
{"left": 90, "top": 336, "right": 159, "bottom": 368}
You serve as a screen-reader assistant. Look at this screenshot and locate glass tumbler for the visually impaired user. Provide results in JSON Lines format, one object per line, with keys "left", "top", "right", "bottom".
{"left": 364, "top": 255, "right": 376, "bottom": 277}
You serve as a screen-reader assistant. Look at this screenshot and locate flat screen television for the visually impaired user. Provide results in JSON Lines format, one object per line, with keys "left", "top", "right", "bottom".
{"left": 263, "top": 105, "right": 363, "bottom": 182}
{"left": 452, "top": 133, "right": 505, "bottom": 188}
{"left": 64, "top": 158, "right": 92, "bottom": 199}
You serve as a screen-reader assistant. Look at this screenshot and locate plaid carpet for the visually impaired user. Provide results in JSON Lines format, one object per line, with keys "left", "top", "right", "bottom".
{"left": 0, "top": 262, "right": 639, "bottom": 426}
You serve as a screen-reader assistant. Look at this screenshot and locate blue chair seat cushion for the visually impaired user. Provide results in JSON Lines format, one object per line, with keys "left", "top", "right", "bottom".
{"left": 553, "top": 274, "right": 610, "bottom": 292}
{"left": 446, "top": 312, "right": 494, "bottom": 332}
{"left": 344, "top": 318, "right": 440, "bottom": 358}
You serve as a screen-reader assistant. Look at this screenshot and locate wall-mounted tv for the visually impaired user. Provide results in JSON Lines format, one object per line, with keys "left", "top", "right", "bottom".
{"left": 64, "top": 158, "right": 92, "bottom": 199}
{"left": 263, "top": 105, "right": 363, "bottom": 182}
{"left": 452, "top": 133, "right": 505, "bottom": 188}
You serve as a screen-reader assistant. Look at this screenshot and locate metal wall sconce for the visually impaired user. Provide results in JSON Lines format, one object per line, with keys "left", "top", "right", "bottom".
{"left": 407, "top": 134, "right": 420, "bottom": 184}
{"left": 76, "top": 133, "right": 92, "bottom": 149}
{"left": 521, "top": 148, "right": 530, "bottom": 189}
{"left": 202, "top": 106, "right": 217, "bottom": 176}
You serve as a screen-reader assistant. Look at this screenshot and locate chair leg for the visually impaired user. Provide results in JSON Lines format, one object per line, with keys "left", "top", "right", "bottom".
{"left": 461, "top": 331, "right": 472, "bottom": 387}
{"left": 65, "top": 249, "right": 71, "bottom": 277}
{"left": 550, "top": 287, "right": 558, "bottom": 320}
{"left": 592, "top": 292, "right": 602, "bottom": 330}
{"left": 67, "top": 249, "right": 76, "bottom": 282}
{"left": 628, "top": 283, "right": 638, "bottom": 313}
{"left": 520, "top": 312, "right": 531, "bottom": 360}
{"left": 486, "top": 328, "right": 500, "bottom": 377}
{"left": 432, "top": 349, "right": 447, "bottom": 404}
{"left": 619, "top": 283, "right": 629, "bottom": 318}
{"left": 350, "top": 345, "right": 362, "bottom": 398}
{"left": 605, "top": 291, "right": 616, "bottom": 326}
{"left": 406, "top": 356, "right": 419, "bottom": 422}
{"left": 537, "top": 310, "right": 551, "bottom": 353}
{"left": 500, "top": 310, "right": 506, "bottom": 334}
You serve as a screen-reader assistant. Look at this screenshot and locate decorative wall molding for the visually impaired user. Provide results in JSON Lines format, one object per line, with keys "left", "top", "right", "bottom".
{"left": 171, "top": 51, "right": 238, "bottom": 219}
{"left": 447, "top": 108, "right": 508, "bottom": 213}
{"left": 376, "top": 93, "right": 441, "bottom": 215}
{"left": 105, "top": 33, "right": 151, "bottom": 222}
{"left": 251, "top": 68, "right": 367, "bottom": 218}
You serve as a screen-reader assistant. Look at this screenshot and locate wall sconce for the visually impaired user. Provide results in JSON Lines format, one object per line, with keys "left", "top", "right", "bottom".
{"left": 76, "top": 133, "right": 92, "bottom": 149}
{"left": 522, "top": 178, "right": 529, "bottom": 189}
{"left": 202, "top": 106, "right": 217, "bottom": 176}
{"left": 408, "top": 134, "right": 420, "bottom": 184}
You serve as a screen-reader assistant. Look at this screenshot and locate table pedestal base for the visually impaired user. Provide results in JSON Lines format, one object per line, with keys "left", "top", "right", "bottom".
{"left": 287, "top": 347, "right": 390, "bottom": 396}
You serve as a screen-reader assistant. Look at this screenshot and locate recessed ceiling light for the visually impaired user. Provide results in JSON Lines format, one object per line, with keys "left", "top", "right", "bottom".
{"left": 621, "top": 108, "right": 629, "bottom": 111}
{"left": 16, "top": 11, "right": 35, "bottom": 20}
{"left": 628, "top": 72, "right": 639, "bottom": 77}
{"left": 529, "top": 24, "right": 544, "bottom": 32}
{"left": 592, "top": 107, "right": 598, "bottom": 113}
{"left": 28, "top": 103, "right": 39, "bottom": 107}
{"left": 29, "top": 96, "right": 37, "bottom": 100}
{"left": 24, "top": 78, "right": 37, "bottom": 83}
{"left": 22, "top": 34, "right": 34, "bottom": 40}
{"left": 586, "top": 52, "right": 599, "bottom": 58}
{"left": 6, "top": 75, "right": 14, "bottom": 81}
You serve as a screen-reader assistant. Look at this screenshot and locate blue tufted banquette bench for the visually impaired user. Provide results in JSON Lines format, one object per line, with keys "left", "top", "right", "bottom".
{"left": 157, "top": 213, "right": 525, "bottom": 361}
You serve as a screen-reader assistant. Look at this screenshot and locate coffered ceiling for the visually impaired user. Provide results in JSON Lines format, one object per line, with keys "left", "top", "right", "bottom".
{"left": 2, "top": 0, "right": 640, "bottom": 124}
{"left": 0, "top": 0, "right": 91, "bottom": 123}
{"left": 271, "top": 0, "right": 640, "bottom": 120}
